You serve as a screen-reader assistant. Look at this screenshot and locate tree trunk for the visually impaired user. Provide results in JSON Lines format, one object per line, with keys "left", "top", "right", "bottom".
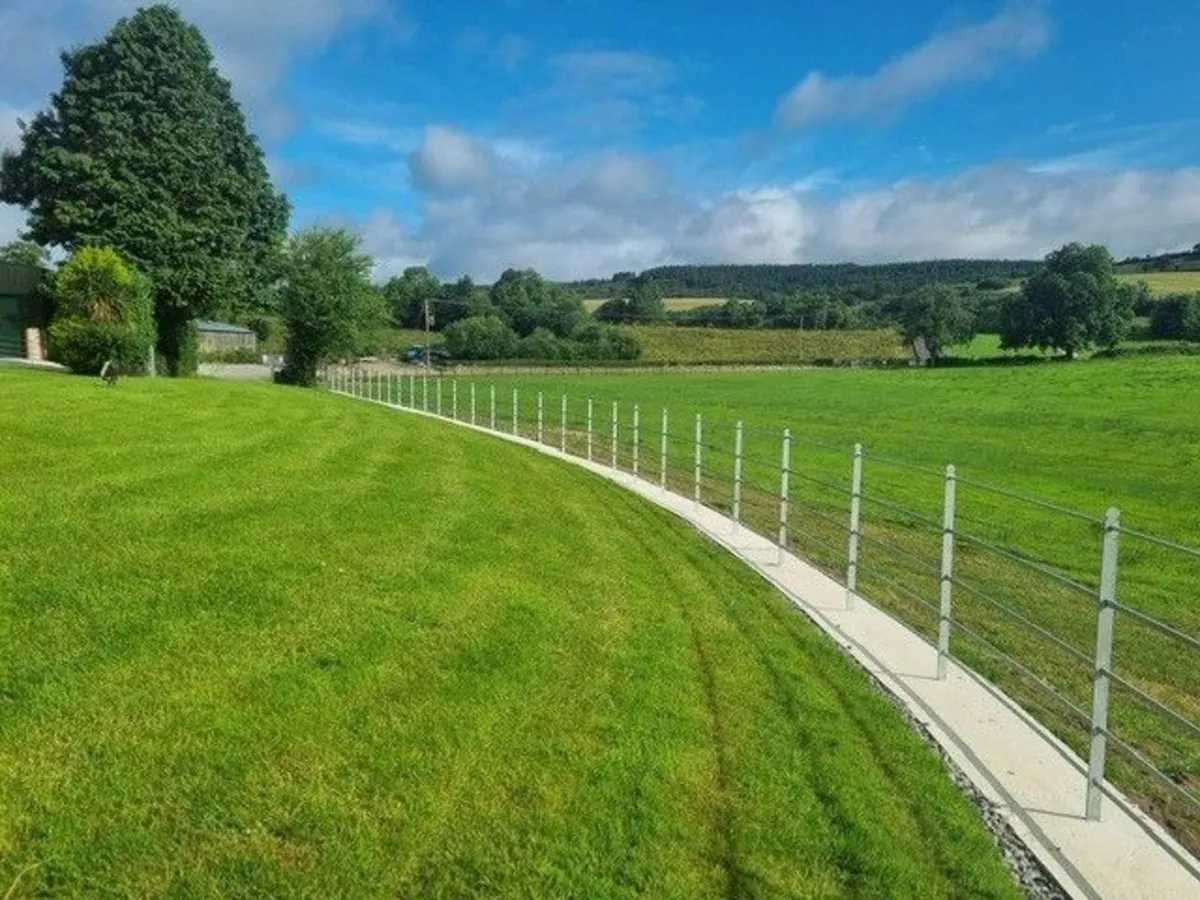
{"left": 155, "top": 306, "right": 198, "bottom": 376}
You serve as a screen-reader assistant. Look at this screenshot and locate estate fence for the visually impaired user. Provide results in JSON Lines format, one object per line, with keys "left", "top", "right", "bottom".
{"left": 325, "top": 366, "right": 1200, "bottom": 856}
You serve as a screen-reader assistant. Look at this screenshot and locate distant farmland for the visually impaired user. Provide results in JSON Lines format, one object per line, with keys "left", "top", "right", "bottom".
{"left": 1117, "top": 270, "right": 1200, "bottom": 294}
{"left": 582, "top": 296, "right": 725, "bottom": 312}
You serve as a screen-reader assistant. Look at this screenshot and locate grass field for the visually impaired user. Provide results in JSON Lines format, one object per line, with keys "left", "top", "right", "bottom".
{"left": 0, "top": 370, "right": 1023, "bottom": 898}
{"left": 625, "top": 326, "right": 906, "bottom": 365}
{"left": 1118, "top": 271, "right": 1200, "bottom": 295}
{"left": 582, "top": 297, "right": 724, "bottom": 312}
{"left": 463, "top": 355, "right": 1200, "bottom": 850}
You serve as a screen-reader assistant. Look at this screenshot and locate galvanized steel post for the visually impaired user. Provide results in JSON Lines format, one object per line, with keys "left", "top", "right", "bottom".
{"left": 436, "top": 377, "right": 442, "bottom": 415}
{"left": 587, "top": 398, "right": 594, "bottom": 461}
{"left": 937, "top": 465, "right": 957, "bottom": 680}
{"left": 452, "top": 380, "right": 458, "bottom": 420}
{"left": 490, "top": 384, "right": 496, "bottom": 430}
{"left": 560, "top": 394, "right": 568, "bottom": 453}
{"left": 512, "top": 388, "right": 519, "bottom": 436}
{"left": 778, "top": 428, "right": 791, "bottom": 565}
{"left": 422, "top": 372, "right": 428, "bottom": 411}
{"left": 846, "top": 443, "right": 864, "bottom": 607}
{"left": 632, "top": 405, "right": 640, "bottom": 477}
{"left": 470, "top": 383, "right": 477, "bottom": 425}
{"left": 659, "top": 409, "right": 668, "bottom": 490}
{"left": 409, "top": 372, "right": 415, "bottom": 409}
{"left": 1086, "top": 507, "right": 1121, "bottom": 821}
{"left": 693, "top": 414, "right": 702, "bottom": 511}
{"left": 611, "top": 401, "right": 619, "bottom": 470}
{"left": 733, "top": 421, "right": 744, "bottom": 532}
{"left": 537, "top": 392, "right": 544, "bottom": 444}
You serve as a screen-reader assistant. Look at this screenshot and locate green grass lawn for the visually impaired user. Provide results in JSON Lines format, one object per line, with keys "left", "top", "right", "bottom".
{"left": 0, "top": 370, "right": 1022, "bottom": 899}
{"left": 443, "top": 354, "right": 1200, "bottom": 850}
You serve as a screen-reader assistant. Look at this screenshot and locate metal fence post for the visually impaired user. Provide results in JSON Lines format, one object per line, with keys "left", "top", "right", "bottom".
{"left": 422, "top": 373, "right": 428, "bottom": 411}
{"left": 937, "top": 465, "right": 957, "bottom": 680}
{"left": 452, "top": 380, "right": 458, "bottom": 420}
{"left": 490, "top": 384, "right": 496, "bottom": 430}
{"left": 471, "top": 383, "right": 477, "bottom": 425}
{"left": 693, "top": 413, "right": 703, "bottom": 510}
{"left": 560, "top": 394, "right": 567, "bottom": 453}
{"left": 660, "top": 409, "right": 668, "bottom": 490}
{"left": 436, "top": 378, "right": 443, "bottom": 416}
{"left": 611, "top": 401, "right": 619, "bottom": 470}
{"left": 632, "top": 404, "right": 640, "bottom": 477}
{"left": 512, "top": 388, "right": 519, "bottom": 436}
{"left": 778, "top": 428, "right": 791, "bottom": 565}
{"left": 733, "top": 421, "right": 744, "bottom": 533}
{"left": 1087, "top": 507, "right": 1121, "bottom": 820}
{"left": 388, "top": 372, "right": 393, "bottom": 406}
{"left": 409, "top": 372, "right": 415, "bottom": 409}
{"left": 587, "top": 399, "right": 594, "bottom": 461}
{"left": 846, "top": 443, "right": 864, "bottom": 607}
{"left": 537, "top": 392, "right": 544, "bottom": 444}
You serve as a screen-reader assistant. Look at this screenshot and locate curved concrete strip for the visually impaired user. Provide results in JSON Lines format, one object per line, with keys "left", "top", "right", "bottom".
{"left": 353, "top": 391, "right": 1200, "bottom": 900}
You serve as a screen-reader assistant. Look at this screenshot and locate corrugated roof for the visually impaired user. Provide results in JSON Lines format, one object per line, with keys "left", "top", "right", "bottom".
{"left": 196, "top": 320, "right": 256, "bottom": 334}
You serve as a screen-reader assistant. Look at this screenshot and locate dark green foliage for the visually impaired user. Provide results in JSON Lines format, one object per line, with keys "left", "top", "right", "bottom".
{"left": 893, "top": 285, "right": 977, "bottom": 361}
{"left": 568, "top": 259, "right": 1041, "bottom": 300}
{"left": 443, "top": 314, "right": 519, "bottom": 360}
{"left": 1000, "top": 243, "right": 1133, "bottom": 358}
{"left": 594, "top": 277, "right": 666, "bottom": 323}
{"left": 48, "top": 246, "right": 154, "bottom": 374}
{"left": 489, "top": 268, "right": 584, "bottom": 337}
{"left": 244, "top": 315, "right": 273, "bottom": 344}
{"left": 279, "top": 227, "right": 382, "bottom": 386}
{"left": 516, "top": 327, "right": 566, "bottom": 360}
{"left": 0, "top": 4, "right": 289, "bottom": 375}
{"left": 569, "top": 321, "right": 641, "bottom": 360}
{"left": 0, "top": 239, "right": 50, "bottom": 268}
{"left": 1148, "top": 294, "right": 1200, "bottom": 341}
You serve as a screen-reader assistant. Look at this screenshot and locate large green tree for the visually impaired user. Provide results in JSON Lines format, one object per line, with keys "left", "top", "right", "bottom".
{"left": 1000, "top": 243, "right": 1133, "bottom": 358}
{"left": 278, "top": 226, "right": 382, "bottom": 387}
{"left": 0, "top": 4, "right": 289, "bottom": 375}
{"left": 0, "top": 240, "right": 50, "bottom": 268}
{"left": 894, "top": 284, "right": 976, "bottom": 362}
{"left": 489, "top": 268, "right": 584, "bottom": 337}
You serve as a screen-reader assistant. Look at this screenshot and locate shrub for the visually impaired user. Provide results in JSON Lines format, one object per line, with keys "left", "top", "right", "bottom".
{"left": 48, "top": 246, "right": 154, "bottom": 374}
{"left": 516, "top": 327, "right": 565, "bottom": 360}
{"left": 1148, "top": 294, "right": 1200, "bottom": 341}
{"left": 443, "top": 315, "right": 519, "bottom": 359}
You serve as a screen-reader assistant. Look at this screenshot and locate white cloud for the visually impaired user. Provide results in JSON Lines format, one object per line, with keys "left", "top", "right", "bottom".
{"left": 409, "top": 125, "right": 495, "bottom": 192}
{"left": 360, "top": 124, "right": 1200, "bottom": 281}
{"left": 552, "top": 51, "right": 675, "bottom": 93}
{"left": 777, "top": 3, "right": 1050, "bottom": 129}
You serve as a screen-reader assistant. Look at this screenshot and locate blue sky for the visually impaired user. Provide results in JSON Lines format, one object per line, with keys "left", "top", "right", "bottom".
{"left": 2, "top": 1, "right": 1199, "bottom": 280}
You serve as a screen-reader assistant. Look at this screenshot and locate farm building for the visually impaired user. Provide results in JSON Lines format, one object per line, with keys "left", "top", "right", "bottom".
{"left": 0, "top": 262, "right": 51, "bottom": 361}
{"left": 197, "top": 320, "right": 257, "bottom": 354}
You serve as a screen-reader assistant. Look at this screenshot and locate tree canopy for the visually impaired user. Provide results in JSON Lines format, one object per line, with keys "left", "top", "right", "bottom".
{"left": 893, "top": 285, "right": 976, "bottom": 362}
{"left": 278, "top": 227, "right": 383, "bottom": 386}
{"left": 0, "top": 240, "right": 50, "bottom": 268}
{"left": 1000, "top": 243, "right": 1133, "bottom": 358}
{"left": 0, "top": 4, "right": 289, "bottom": 374}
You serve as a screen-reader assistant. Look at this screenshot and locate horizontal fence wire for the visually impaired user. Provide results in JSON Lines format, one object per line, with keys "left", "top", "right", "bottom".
{"left": 858, "top": 531, "right": 942, "bottom": 577}
{"left": 1109, "top": 603, "right": 1200, "bottom": 653}
{"left": 792, "top": 503, "right": 851, "bottom": 533}
{"left": 950, "top": 617, "right": 1093, "bottom": 726}
{"left": 787, "top": 526, "right": 850, "bottom": 563}
{"left": 1101, "top": 727, "right": 1200, "bottom": 814}
{"left": 858, "top": 492, "right": 944, "bottom": 530}
{"left": 949, "top": 575, "right": 1094, "bottom": 666}
{"left": 856, "top": 561, "right": 940, "bottom": 614}
{"left": 1107, "top": 670, "right": 1200, "bottom": 740}
{"left": 861, "top": 450, "right": 944, "bottom": 477}
{"left": 955, "top": 474, "right": 1102, "bottom": 524}
{"left": 1118, "top": 526, "right": 1200, "bottom": 561}
{"left": 789, "top": 469, "right": 852, "bottom": 495}
{"left": 954, "top": 528, "right": 1097, "bottom": 598}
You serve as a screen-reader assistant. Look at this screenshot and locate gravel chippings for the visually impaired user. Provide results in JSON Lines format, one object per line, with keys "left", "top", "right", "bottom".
{"left": 853, "top": 653, "right": 1071, "bottom": 900}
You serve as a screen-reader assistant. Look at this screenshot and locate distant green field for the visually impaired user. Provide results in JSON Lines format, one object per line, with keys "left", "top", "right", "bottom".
{"left": 1118, "top": 270, "right": 1200, "bottom": 295}
{"left": 582, "top": 296, "right": 724, "bottom": 312}
{"left": 469, "top": 355, "right": 1200, "bottom": 850}
{"left": 0, "top": 370, "right": 1022, "bottom": 898}
{"left": 626, "top": 325, "right": 906, "bottom": 365}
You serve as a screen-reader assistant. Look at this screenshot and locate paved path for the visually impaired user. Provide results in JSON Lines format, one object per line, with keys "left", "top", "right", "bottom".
{"left": 361, "top": 393, "right": 1199, "bottom": 900}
